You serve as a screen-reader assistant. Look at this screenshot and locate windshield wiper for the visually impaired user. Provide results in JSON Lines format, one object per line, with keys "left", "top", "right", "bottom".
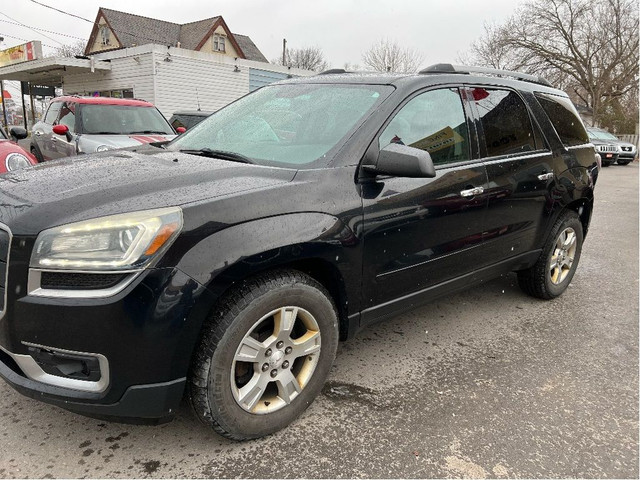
{"left": 179, "top": 148, "right": 254, "bottom": 164}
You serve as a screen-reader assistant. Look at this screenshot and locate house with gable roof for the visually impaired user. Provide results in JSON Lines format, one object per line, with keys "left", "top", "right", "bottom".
{"left": 85, "top": 8, "right": 268, "bottom": 63}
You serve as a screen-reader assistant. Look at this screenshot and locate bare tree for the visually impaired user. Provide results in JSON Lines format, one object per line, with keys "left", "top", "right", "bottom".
{"left": 52, "top": 40, "right": 87, "bottom": 58}
{"left": 361, "top": 39, "right": 424, "bottom": 73}
{"left": 463, "top": 0, "right": 639, "bottom": 130}
{"left": 273, "top": 46, "right": 329, "bottom": 72}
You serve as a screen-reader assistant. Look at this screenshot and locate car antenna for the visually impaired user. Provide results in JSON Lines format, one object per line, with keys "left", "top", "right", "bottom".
{"left": 196, "top": 88, "right": 201, "bottom": 112}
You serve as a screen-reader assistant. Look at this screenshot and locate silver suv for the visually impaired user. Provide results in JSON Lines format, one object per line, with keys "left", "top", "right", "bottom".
{"left": 31, "top": 96, "right": 176, "bottom": 161}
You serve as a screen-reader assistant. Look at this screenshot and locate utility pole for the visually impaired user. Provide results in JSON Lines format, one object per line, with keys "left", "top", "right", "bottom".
{"left": 282, "top": 38, "right": 287, "bottom": 66}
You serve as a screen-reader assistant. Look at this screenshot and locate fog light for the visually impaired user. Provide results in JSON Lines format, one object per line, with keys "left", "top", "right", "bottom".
{"left": 28, "top": 347, "right": 101, "bottom": 381}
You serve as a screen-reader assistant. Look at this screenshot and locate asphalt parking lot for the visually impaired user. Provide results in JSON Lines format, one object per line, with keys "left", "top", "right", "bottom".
{"left": 0, "top": 162, "right": 638, "bottom": 479}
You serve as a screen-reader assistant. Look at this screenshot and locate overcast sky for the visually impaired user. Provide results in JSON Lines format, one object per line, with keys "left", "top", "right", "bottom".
{"left": 1, "top": 0, "right": 523, "bottom": 96}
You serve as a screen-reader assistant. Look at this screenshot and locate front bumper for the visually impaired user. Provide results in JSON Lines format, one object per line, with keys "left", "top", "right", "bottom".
{"left": 0, "top": 352, "right": 185, "bottom": 423}
{"left": 0, "top": 244, "right": 214, "bottom": 422}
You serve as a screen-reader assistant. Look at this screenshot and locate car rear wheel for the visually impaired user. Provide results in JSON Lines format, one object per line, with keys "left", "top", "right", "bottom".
{"left": 518, "top": 211, "right": 583, "bottom": 300}
{"left": 188, "top": 270, "right": 338, "bottom": 440}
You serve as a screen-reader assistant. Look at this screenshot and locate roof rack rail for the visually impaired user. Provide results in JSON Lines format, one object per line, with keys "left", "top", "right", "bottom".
{"left": 419, "top": 63, "right": 553, "bottom": 87}
{"left": 317, "top": 68, "right": 348, "bottom": 75}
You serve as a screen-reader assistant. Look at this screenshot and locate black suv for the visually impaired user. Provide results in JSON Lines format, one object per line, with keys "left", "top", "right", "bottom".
{"left": 0, "top": 64, "right": 598, "bottom": 440}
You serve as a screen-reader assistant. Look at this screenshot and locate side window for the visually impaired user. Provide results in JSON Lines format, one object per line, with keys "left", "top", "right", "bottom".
{"left": 535, "top": 93, "right": 589, "bottom": 147}
{"left": 58, "top": 103, "right": 76, "bottom": 133}
{"left": 43, "top": 102, "right": 62, "bottom": 125}
{"left": 471, "top": 88, "right": 537, "bottom": 157}
{"left": 379, "top": 88, "right": 470, "bottom": 165}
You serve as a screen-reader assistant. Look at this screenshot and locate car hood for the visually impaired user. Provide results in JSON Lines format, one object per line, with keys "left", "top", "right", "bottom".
{"left": 0, "top": 149, "right": 296, "bottom": 234}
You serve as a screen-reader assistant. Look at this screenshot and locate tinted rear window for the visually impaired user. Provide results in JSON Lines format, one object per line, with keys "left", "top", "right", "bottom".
{"left": 472, "top": 88, "right": 537, "bottom": 157}
{"left": 535, "top": 93, "right": 588, "bottom": 147}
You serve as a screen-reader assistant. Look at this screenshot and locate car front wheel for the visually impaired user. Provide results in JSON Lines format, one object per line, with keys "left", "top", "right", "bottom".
{"left": 188, "top": 270, "right": 338, "bottom": 440}
{"left": 518, "top": 211, "right": 583, "bottom": 299}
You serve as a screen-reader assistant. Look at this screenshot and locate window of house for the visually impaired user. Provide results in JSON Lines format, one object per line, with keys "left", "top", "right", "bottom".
{"left": 213, "top": 34, "right": 226, "bottom": 52}
{"left": 100, "top": 25, "right": 111, "bottom": 46}
{"left": 378, "top": 88, "right": 471, "bottom": 165}
{"left": 472, "top": 88, "right": 537, "bottom": 157}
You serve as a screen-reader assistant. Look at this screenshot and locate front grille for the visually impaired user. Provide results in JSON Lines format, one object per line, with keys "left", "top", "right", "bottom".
{"left": 40, "top": 272, "right": 128, "bottom": 290}
{"left": 598, "top": 145, "right": 617, "bottom": 153}
{"left": 0, "top": 226, "right": 10, "bottom": 314}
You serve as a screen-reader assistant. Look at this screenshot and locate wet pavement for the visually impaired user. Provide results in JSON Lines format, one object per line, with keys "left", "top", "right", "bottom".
{"left": 1, "top": 163, "right": 638, "bottom": 478}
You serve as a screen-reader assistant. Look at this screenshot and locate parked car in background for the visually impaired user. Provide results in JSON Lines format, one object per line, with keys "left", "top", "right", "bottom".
{"left": 0, "top": 64, "right": 598, "bottom": 441}
{"left": 30, "top": 96, "right": 177, "bottom": 161}
{"left": 587, "top": 127, "right": 637, "bottom": 166}
{"left": 169, "top": 110, "right": 213, "bottom": 133}
{"left": 0, "top": 125, "right": 37, "bottom": 174}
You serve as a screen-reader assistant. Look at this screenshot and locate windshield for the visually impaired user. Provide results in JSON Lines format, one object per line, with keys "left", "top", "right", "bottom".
{"left": 587, "top": 128, "right": 618, "bottom": 141}
{"left": 167, "top": 83, "right": 393, "bottom": 168}
{"left": 79, "top": 104, "right": 174, "bottom": 135}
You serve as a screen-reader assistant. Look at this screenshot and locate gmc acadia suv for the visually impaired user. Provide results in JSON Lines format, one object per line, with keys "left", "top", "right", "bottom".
{"left": 0, "top": 64, "right": 598, "bottom": 440}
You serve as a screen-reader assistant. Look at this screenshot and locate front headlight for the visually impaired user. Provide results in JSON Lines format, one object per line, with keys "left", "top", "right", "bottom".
{"left": 31, "top": 207, "right": 183, "bottom": 271}
{"left": 5, "top": 152, "right": 31, "bottom": 171}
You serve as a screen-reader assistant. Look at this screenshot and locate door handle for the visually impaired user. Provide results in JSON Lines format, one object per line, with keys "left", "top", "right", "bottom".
{"left": 460, "top": 186, "right": 484, "bottom": 197}
{"left": 537, "top": 172, "right": 554, "bottom": 181}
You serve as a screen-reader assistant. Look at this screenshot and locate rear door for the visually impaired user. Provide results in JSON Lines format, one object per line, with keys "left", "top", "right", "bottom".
{"left": 465, "top": 86, "right": 553, "bottom": 264}
{"left": 361, "top": 86, "right": 489, "bottom": 322}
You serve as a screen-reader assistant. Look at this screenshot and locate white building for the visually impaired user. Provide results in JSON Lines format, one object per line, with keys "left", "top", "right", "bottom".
{"left": 0, "top": 8, "right": 313, "bottom": 120}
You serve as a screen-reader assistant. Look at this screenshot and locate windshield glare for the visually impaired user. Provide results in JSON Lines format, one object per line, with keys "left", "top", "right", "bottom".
{"left": 80, "top": 104, "right": 174, "bottom": 135}
{"left": 588, "top": 129, "right": 618, "bottom": 141}
{"left": 168, "top": 83, "right": 392, "bottom": 167}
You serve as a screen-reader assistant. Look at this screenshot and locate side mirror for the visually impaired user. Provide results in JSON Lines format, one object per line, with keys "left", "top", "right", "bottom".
{"left": 9, "top": 126, "right": 28, "bottom": 141}
{"left": 52, "top": 124, "right": 73, "bottom": 142}
{"left": 52, "top": 124, "right": 69, "bottom": 136}
{"left": 368, "top": 143, "right": 436, "bottom": 178}
{"left": 176, "top": 126, "right": 186, "bottom": 134}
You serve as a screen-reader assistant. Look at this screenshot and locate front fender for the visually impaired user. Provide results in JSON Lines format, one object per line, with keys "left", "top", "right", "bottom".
{"left": 174, "top": 212, "right": 362, "bottom": 313}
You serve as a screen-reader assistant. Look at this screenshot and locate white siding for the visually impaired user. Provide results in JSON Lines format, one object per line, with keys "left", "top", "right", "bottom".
{"left": 153, "top": 53, "right": 249, "bottom": 117}
{"left": 62, "top": 53, "right": 155, "bottom": 103}
{"left": 58, "top": 45, "right": 314, "bottom": 118}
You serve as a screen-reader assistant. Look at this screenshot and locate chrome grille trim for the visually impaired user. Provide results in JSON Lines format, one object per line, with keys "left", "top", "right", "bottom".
{"left": 0, "top": 222, "right": 11, "bottom": 320}
{"left": 597, "top": 145, "right": 617, "bottom": 153}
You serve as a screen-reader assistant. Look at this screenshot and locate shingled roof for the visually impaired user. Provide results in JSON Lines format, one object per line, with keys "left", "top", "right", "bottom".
{"left": 86, "top": 8, "right": 267, "bottom": 62}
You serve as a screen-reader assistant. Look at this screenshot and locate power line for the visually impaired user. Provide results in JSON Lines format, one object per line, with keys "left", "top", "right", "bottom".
{"left": 28, "top": 0, "right": 93, "bottom": 23}
{"left": 0, "top": 33, "right": 58, "bottom": 49}
{"left": 0, "top": 11, "right": 64, "bottom": 45}
{"left": 0, "top": 19, "right": 85, "bottom": 41}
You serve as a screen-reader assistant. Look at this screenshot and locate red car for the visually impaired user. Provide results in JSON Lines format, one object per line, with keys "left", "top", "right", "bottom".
{"left": 0, "top": 126, "right": 37, "bottom": 174}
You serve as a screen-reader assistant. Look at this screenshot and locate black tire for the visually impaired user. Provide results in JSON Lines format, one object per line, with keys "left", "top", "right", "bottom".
{"left": 617, "top": 160, "right": 630, "bottom": 166}
{"left": 30, "top": 145, "right": 44, "bottom": 163}
{"left": 602, "top": 161, "right": 611, "bottom": 167}
{"left": 188, "top": 269, "right": 338, "bottom": 440}
{"left": 518, "top": 211, "right": 583, "bottom": 300}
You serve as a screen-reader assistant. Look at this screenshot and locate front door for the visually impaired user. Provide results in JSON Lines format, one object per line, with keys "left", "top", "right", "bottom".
{"left": 360, "top": 87, "right": 488, "bottom": 323}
